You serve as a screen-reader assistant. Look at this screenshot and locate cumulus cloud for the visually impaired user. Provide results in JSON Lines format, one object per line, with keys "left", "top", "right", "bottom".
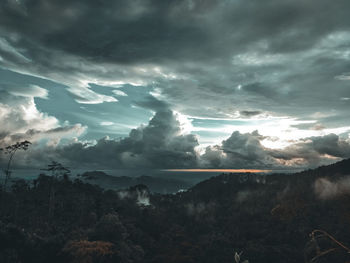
{"left": 201, "top": 130, "right": 276, "bottom": 168}
{"left": 27, "top": 127, "right": 346, "bottom": 170}
{"left": 269, "top": 134, "right": 350, "bottom": 166}
{"left": 201, "top": 131, "right": 350, "bottom": 169}
{"left": 4, "top": 119, "right": 350, "bottom": 170}
{"left": 0, "top": 84, "right": 86, "bottom": 167}
{"left": 0, "top": 98, "right": 57, "bottom": 144}
{"left": 53, "top": 103, "right": 199, "bottom": 169}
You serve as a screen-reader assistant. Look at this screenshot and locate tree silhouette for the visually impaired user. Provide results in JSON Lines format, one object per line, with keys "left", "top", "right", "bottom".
{"left": 0, "top": 140, "right": 31, "bottom": 191}
{"left": 41, "top": 161, "right": 70, "bottom": 219}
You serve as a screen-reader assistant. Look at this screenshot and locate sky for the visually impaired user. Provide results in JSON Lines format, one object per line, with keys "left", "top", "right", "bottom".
{"left": 1, "top": 0, "right": 350, "bottom": 170}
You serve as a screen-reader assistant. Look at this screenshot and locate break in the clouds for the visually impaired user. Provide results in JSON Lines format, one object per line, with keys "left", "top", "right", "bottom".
{"left": 0, "top": 84, "right": 86, "bottom": 148}
{"left": 1, "top": 0, "right": 350, "bottom": 170}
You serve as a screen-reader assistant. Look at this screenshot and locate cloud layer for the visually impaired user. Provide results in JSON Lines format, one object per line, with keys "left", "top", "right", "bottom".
{"left": 4, "top": 112, "right": 350, "bottom": 170}
{"left": 201, "top": 131, "right": 350, "bottom": 169}
{"left": 54, "top": 107, "right": 199, "bottom": 169}
{"left": 1, "top": 0, "right": 350, "bottom": 119}
{"left": 1, "top": 1, "right": 350, "bottom": 170}
{"left": 0, "top": 84, "right": 86, "bottom": 167}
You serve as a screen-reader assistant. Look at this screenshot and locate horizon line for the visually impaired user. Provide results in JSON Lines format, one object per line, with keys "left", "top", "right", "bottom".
{"left": 161, "top": 169, "right": 272, "bottom": 173}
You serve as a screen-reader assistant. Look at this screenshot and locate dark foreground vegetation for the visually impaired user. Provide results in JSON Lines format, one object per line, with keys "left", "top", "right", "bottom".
{"left": 1, "top": 159, "right": 350, "bottom": 263}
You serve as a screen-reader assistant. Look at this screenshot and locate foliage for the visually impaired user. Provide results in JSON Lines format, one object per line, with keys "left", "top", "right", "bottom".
{"left": 41, "top": 161, "right": 71, "bottom": 219}
{"left": 305, "top": 229, "right": 350, "bottom": 262}
{"left": 0, "top": 158, "right": 350, "bottom": 262}
{"left": 62, "top": 240, "right": 115, "bottom": 263}
{"left": 41, "top": 161, "right": 71, "bottom": 179}
{"left": 0, "top": 140, "right": 31, "bottom": 191}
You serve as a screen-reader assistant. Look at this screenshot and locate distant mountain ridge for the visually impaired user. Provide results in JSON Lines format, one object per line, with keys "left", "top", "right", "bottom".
{"left": 75, "top": 158, "right": 350, "bottom": 194}
{"left": 79, "top": 171, "right": 190, "bottom": 193}
{"left": 179, "top": 157, "right": 350, "bottom": 203}
{"left": 297, "top": 158, "right": 350, "bottom": 176}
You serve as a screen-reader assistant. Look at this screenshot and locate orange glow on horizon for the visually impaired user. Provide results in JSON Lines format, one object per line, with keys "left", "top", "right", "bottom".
{"left": 161, "top": 169, "right": 271, "bottom": 173}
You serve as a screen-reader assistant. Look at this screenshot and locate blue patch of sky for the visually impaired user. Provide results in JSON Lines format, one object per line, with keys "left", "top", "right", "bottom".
{"left": 0, "top": 67, "right": 271, "bottom": 147}
{"left": 189, "top": 116, "right": 272, "bottom": 146}
{"left": 0, "top": 68, "right": 154, "bottom": 141}
{"left": 191, "top": 118, "right": 254, "bottom": 128}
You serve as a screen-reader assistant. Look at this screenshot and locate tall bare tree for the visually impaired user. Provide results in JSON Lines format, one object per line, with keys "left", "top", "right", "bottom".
{"left": 41, "top": 161, "right": 70, "bottom": 219}
{"left": 0, "top": 140, "right": 31, "bottom": 191}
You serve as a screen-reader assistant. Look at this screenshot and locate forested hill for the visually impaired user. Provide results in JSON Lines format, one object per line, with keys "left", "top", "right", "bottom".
{"left": 297, "top": 157, "right": 350, "bottom": 176}
{"left": 1, "top": 159, "right": 350, "bottom": 263}
{"left": 79, "top": 171, "right": 191, "bottom": 193}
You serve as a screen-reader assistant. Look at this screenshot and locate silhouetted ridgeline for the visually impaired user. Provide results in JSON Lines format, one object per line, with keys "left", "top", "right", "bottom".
{"left": 1, "top": 159, "right": 350, "bottom": 262}
{"left": 79, "top": 171, "right": 191, "bottom": 193}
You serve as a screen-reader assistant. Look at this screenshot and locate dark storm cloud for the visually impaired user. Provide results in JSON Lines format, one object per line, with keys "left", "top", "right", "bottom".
{"left": 2, "top": 0, "right": 350, "bottom": 63}
{"left": 1, "top": 0, "right": 350, "bottom": 169}
{"left": 133, "top": 95, "right": 170, "bottom": 112}
{"left": 269, "top": 134, "right": 350, "bottom": 165}
{"left": 4, "top": 127, "right": 350, "bottom": 169}
{"left": 201, "top": 130, "right": 276, "bottom": 168}
{"left": 53, "top": 107, "right": 199, "bottom": 169}
{"left": 1, "top": 0, "right": 350, "bottom": 118}
{"left": 201, "top": 131, "right": 350, "bottom": 169}
{"left": 239, "top": 111, "right": 262, "bottom": 117}
{"left": 0, "top": 0, "right": 211, "bottom": 64}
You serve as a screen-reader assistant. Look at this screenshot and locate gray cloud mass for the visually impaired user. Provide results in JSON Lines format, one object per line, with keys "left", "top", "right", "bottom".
{"left": 55, "top": 107, "right": 199, "bottom": 169}
{"left": 1, "top": 0, "right": 350, "bottom": 117}
{"left": 1, "top": 1, "right": 350, "bottom": 170}
{"left": 201, "top": 131, "right": 350, "bottom": 169}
